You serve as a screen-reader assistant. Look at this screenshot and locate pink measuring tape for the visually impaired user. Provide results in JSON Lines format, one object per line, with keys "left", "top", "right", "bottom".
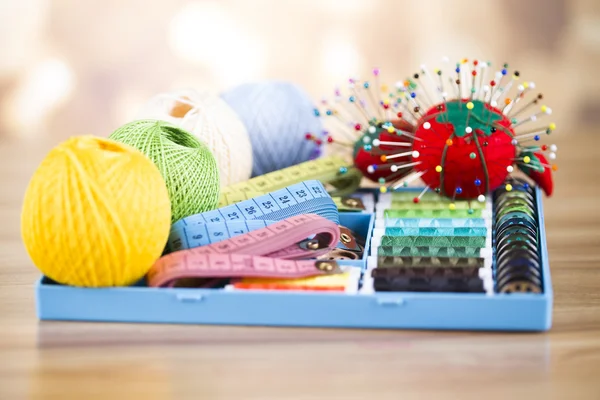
{"left": 147, "top": 214, "right": 342, "bottom": 288}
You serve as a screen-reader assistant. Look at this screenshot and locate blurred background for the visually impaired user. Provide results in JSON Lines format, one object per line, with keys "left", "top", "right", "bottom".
{"left": 0, "top": 0, "right": 598, "bottom": 142}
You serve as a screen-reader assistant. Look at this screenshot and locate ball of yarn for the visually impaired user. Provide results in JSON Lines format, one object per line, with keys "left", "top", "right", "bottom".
{"left": 109, "top": 120, "right": 220, "bottom": 222}
{"left": 221, "top": 81, "right": 322, "bottom": 177}
{"left": 21, "top": 136, "right": 171, "bottom": 287}
{"left": 136, "top": 89, "right": 253, "bottom": 186}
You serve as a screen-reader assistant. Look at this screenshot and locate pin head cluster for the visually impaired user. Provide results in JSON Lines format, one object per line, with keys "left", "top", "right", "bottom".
{"left": 313, "top": 57, "right": 558, "bottom": 202}
{"left": 352, "top": 119, "right": 413, "bottom": 181}
{"left": 413, "top": 99, "right": 516, "bottom": 200}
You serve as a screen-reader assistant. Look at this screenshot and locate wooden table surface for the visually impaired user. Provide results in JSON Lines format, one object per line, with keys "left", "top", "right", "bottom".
{"left": 1, "top": 131, "right": 599, "bottom": 400}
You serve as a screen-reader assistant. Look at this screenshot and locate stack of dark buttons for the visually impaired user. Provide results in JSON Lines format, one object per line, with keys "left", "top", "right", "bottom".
{"left": 493, "top": 178, "right": 542, "bottom": 294}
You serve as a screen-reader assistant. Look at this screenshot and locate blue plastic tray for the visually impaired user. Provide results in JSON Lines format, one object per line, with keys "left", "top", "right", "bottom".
{"left": 35, "top": 189, "right": 553, "bottom": 331}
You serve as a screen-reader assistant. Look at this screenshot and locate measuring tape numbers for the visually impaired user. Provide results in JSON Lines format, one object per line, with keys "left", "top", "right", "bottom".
{"left": 219, "top": 156, "right": 363, "bottom": 210}
{"left": 174, "top": 180, "right": 339, "bottom": 228}
{"left": 148, "top": 214, "right": 343, "bottom": 288}
{"left": 168, "top": 220, "right": 276, "bottom": 253}
{"left": 166, "top": 179, "right": 366, "bottom": 265}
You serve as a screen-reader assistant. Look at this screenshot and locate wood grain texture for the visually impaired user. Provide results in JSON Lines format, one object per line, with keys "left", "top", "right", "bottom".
{"left": 1, "top": 131, "right": 599, "bottom": 400}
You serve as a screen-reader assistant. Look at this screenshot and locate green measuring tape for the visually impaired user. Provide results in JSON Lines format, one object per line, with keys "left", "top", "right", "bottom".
{"left": 219, "top": 156, "right": 363, "bottom": 211}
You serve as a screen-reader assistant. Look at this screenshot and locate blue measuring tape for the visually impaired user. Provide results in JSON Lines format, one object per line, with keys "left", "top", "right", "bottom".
{"left": 168, "top": 220, "right": 277, "bottom": 253}
{"left": 168, "top": 180, "right": 340, "bottom": 253}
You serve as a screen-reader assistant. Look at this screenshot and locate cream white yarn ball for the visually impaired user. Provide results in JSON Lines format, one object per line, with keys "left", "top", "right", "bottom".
{"left": 136, "top": 89, "right": 253, "bottom": 187}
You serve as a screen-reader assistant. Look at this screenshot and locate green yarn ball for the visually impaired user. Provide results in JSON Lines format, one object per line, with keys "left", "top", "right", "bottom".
{"left": 109, "top": 120, "right": 220, "bottom": 223}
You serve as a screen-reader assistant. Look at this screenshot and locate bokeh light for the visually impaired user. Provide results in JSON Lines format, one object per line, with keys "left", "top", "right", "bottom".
{"left": 3, "top": 57, "right": 74, "bottom": 134}
{"left": 168, "top": 1, "right": 266, "bottom": 86}
{"left": 321, "top": 32, "right": 362, "bottom": 82}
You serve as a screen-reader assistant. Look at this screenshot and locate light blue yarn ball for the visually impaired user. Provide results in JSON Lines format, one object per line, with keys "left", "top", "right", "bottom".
{"left": 221, "top": 81, "right": 323, "bottom": 177}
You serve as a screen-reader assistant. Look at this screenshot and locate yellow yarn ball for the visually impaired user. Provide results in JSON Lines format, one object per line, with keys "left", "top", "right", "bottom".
{"left": 21, "top": 136, "right": 172, "bottom": 287}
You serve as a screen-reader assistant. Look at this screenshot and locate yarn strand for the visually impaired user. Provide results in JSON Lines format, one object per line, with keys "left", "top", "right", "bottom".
{"left": 221, "top": 81, "right": 323, "bottom": 176}
{"left": 109, "top": 120, "right": 220, "bottom": 223}
{"left": 21, "top": 136, "right": 172, "bottom": 287}
{"left": 136, "top": 90, "right": 252, "bottom": 186}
